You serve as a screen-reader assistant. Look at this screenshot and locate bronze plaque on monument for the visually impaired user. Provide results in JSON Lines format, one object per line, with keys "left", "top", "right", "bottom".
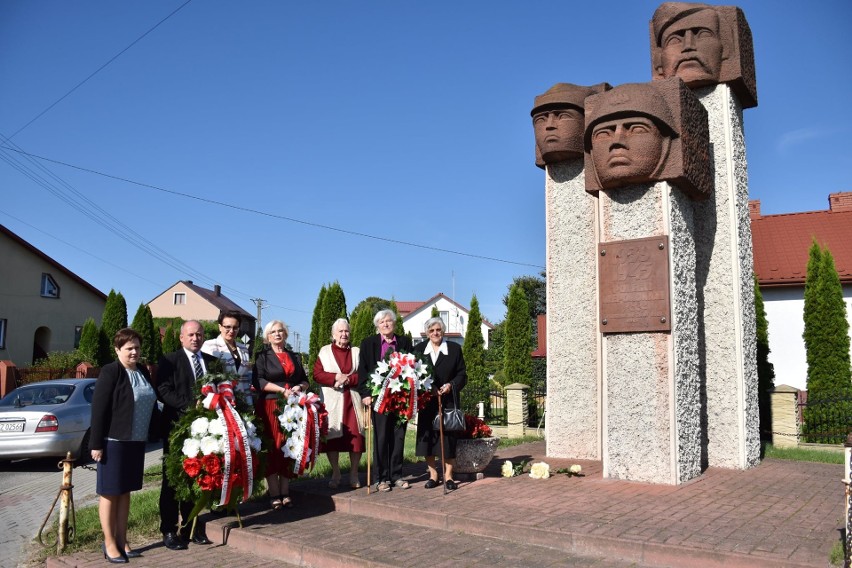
{"left": 598, "top": 235, "right": 671, "bottom": 333}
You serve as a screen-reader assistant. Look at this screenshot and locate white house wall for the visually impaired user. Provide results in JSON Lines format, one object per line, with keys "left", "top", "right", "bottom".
{"left": 402, "top": 297, "right": 490, "bottom": 349}
{"left": 762, "top": 284, "right": 852, "bottom": 391}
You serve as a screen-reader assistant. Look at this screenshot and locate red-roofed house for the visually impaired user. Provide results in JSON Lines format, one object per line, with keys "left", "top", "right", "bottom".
{"left": 398, "top": 293, "right": 493, "bottom": 348}
{"left": 751, "top": 192, "right": 852, "bottom": 391}
{"left": 147, "top": 280, "right": 255, "bottom": 339}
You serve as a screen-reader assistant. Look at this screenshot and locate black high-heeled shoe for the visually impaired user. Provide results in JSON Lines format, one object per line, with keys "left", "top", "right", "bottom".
{"left": 102, "top": 543, "right": 129, "bottom": 563}
{"left": 124, "top": 547, "right": 143, "bottom": 558}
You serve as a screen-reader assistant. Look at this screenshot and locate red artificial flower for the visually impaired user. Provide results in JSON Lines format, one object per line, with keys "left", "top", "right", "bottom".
{"left": 198, "top": 474, "right": 216, "bottom": 491}
{"left": 213, "top": 472, "right": 224, "bottom": 489}
{"left": 183, "top": 457, "right": 202, "bottom": 478}
{"left": 201, "top": 454, "right": 221, "bottom": 475}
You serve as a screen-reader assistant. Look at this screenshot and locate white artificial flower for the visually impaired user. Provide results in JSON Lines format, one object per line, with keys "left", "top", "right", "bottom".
{"left": 420, "top": 376, "right": 433, "bottom": 391}
{"left": 208, "top": 417, "right": 226, "bottom": 436}
{"left": 501, "top": 460, "right": 514, "bottom": 478}
{"left": 388, "top": 378, "right": 403, "bottom": 393}
{"left": 243, "top": 419, "right": 257, "bottom": 437}
{"left": 375, "top": 360, "right": 390, "bottom": 375}
{"left": 199, "top": 435, "right": 220, "bottom": 456}
{"left": 570, "top": 464, "right": 582, "bottom": 475}
{"left": 190, "top": 417, "right": 210, "bottom": 437}
{"left": 529, "top": 462, "right": 550, "bottom": 479}
{"left": 283, "top": 435, "right": 302, "bottom": 459}
{"left": 182, "top": 438, "right": 201, "bottom": 458}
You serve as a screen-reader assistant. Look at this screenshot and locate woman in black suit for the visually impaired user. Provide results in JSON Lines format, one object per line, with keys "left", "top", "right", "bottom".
{"left": 252, "top": 320, "right": 308, "bottom": 509}
{"left": 414, "top": 317, "right": 467, "bottom": 491}
{"left": 357, "top": 309, "right": 412, "bottom": 492}
{"left": 90, "top": 328, "right": 157, "bottom": 562}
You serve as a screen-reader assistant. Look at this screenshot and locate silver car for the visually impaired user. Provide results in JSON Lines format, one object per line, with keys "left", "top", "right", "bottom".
{"left": 0, "top": 378, "right": 97, "bottom": 461}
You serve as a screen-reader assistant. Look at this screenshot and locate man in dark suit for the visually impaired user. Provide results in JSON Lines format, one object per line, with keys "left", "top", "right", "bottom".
{"left": 156, "top": 320, "right": 216, "bottom": 550}
{"left": 357, "top": 309, "right": 413, "bottom": 492}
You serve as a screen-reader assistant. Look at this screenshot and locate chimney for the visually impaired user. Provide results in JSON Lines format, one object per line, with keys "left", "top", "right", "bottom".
{"left": 186, "top": 280, "right": 193, "bottom": 285}
{"left": 828, "top": 192, "right": 852, "bottom": 212}
{"left": 214, "top": 284, "right": 221, "bottom": 296}
{"left": 748, "top": 200, "right": 761, "bottom": 219}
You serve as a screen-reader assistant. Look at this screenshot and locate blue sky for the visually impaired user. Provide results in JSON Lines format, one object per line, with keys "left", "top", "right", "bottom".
{"left": 1, "top": 1, "right": 850, "bottom": 348}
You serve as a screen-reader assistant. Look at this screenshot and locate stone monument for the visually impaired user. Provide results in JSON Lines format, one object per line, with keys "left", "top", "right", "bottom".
{"left": 652, "top": 1, "right": 760, "bottom": 470}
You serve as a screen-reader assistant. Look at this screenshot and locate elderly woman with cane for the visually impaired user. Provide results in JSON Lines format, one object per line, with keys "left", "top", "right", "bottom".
{"left": 357, "top": 309, "right": 413, "bottom": 492}
{"left": 414, "top": 317, "right": 467, "bottom": 491}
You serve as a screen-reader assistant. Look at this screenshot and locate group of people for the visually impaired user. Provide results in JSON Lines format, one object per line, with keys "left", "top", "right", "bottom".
{"left": 88, "top": 307, "right": 467, "bottom": 561}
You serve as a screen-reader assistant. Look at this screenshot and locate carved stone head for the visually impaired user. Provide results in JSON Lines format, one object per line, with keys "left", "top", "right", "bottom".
{"left": 584, "top": 78, "right": 712, "bottom": 199}
{"left": 531, "top": 83, "right": 610, "bottom": 168}
{"left": 651, "top": 2, "right": 757, "bottom": 108}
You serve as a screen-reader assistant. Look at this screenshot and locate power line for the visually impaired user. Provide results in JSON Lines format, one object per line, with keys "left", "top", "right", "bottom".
{"left": 7, "top": 0, "right": 194, "bottom": 140}
{"left": 0, "top": 145, "right": 545, "bottom": 270}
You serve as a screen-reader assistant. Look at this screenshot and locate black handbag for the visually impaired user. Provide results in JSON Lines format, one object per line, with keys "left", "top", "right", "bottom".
{"left": 432, "top": 386, "right": 465, "bottom": 432}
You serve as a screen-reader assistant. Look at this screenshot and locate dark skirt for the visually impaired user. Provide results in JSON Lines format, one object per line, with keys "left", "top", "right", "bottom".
{"left": 96, "top": 439, "right": 146, "bottom": 496}
{"left": 415, "top": 398, "right": 458, "bottom": 459}
{"left": 257, "top": 397, "right": 298, "bottom": 478}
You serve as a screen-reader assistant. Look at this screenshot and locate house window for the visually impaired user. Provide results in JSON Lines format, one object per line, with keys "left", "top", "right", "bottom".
{"left": 174, "top": 293, "right": 186, "bottom": 305}
{"left": 439, "top": 311, "right": 449, "bottom": 329}
{"left": 0, "top": 319, "right": 6, "bottom": 349}
{"left": 41, "top": 274, "right": 60, "bottom": 298}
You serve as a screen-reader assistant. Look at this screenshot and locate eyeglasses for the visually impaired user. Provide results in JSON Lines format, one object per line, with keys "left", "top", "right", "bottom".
{"left": 220, "top": 325, "right": 239, "bottom": 331}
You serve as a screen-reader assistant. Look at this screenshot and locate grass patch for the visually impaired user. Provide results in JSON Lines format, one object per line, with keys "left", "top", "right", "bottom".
{"left": 763, "top": 443, "right": 844, "bottom": 464}
{"left": 497, "top": 435, "right": 544, "bottom": 449}
{"left": 830, "top": 540, "right": 845, "bottom": 566}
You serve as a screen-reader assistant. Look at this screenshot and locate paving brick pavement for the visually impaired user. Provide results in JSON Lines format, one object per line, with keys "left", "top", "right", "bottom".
{"left": 44, "top": 441, "right": 845, "bottom": 568}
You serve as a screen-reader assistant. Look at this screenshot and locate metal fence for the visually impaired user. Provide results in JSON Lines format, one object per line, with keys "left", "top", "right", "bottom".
{"left": 798, "top": 390, "right": 852, "bottom": 444}
{"left": 529, "top": 386, "right": 546, "bottom": 428}
{"left": 484, "top": 386, "right": 547, "bottom": 428}
{"left": 487, "top": 390, "right": 507, "bottom": 425}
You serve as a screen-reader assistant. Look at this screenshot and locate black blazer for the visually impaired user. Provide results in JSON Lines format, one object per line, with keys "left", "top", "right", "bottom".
{"left": 156, "top": 349, "right": 218, "bottom": 426}
{"left": 251, "top": 347, "right": 308, "bottom": 401}
{"left": 89, "top": 360, "right": 154, "bottom": 450}
{"left": 357, "top": 333, "right": 413, "bottom": 398}
{"left": 414, "top": 340, "right": 467, "bottom": 399}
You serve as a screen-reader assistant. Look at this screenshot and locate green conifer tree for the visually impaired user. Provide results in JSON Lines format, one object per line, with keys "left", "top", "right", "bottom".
{"left": 131, "top": 303, "right": 162, "bottom": 364}
{"left": 753, "top": 275, "right": 775, "bottom": 440}
{"left": 461, "top": 294, "right": 488, "bottom": 415}
{"left": 252, "top": 325, "right": 265, "bottom": 361}
{"left": 319, "top": 282, "right": 348, "bottom": 348}
{"left": 307, "top": 285, "right": 327, "bottom": 380}
{"left": 803, "top": 241, "right": 852, "bottom": 442}
{"left": 162, "top": 322, "right": 181, "bottom": 354}
{"left": 350, "top": 305, "right": 374, "bottom": 348}
{"left": 77, "top": 317, "right": 100, "bottom": 365}
{"left": 430, "top": 305, "right": 440, "bottom": 318}
{"left": 100, "top": 290, "right": 128, "bottom": 361}
{"left": 503, "top": 284, "right": 533, "bottom": 386}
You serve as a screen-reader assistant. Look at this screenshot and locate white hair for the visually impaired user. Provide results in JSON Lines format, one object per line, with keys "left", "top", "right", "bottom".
{"left": 423, "top": 317, "right": 445, "bottom": 333}
{"left": 263, "top": 320, "right": 288, "bottom": 344}
{"left": 331, "top": 318, "right": 350, "bottom": 337}
{"left": 373, "top": 309, "right": 397, "bottom": 327}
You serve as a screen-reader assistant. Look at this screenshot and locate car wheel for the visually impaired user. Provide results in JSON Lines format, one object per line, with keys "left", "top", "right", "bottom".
{"left": 76, "top": 429, "right": 91, "bottom": 462}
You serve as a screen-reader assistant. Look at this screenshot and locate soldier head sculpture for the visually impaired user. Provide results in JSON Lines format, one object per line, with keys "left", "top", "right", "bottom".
{"left": 652, "top": 3, "right": 724, "bottom": 86}
{"left": 584, "top": 83, "right": 677, "bottom": 189}
{"left": 584, "top": 78, "right": 712, "bottom": 199}
{"left": 531, "top": 83, "right": 610, "bottom": 168}
{"left": 651, "top": 2, "right": 757, "bottom": 108}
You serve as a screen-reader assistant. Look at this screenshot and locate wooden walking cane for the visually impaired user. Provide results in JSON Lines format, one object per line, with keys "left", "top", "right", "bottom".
{"left": 366, "top": 404, "right": 372, "bottom": 495}
{"left": 438, "top": 392, "right": 448, "bottom": 495}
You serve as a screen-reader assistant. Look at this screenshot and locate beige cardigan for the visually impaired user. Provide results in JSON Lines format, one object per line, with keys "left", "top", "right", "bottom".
{"left": 317, "top": 344, "right": 364, "bottom": 439}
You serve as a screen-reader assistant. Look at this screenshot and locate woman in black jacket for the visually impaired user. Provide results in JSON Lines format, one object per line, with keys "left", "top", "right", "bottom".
{"left": 414, "top": 317, "right": 467, "bottom": 491}
{"left": 89, "top": 328, "right": 157, "bottom": 562}
{"left": 252, "top": 320, "right": 308, "bottom": 510}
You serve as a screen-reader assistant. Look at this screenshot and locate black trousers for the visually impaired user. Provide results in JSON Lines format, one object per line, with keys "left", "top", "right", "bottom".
{"left": 159, "top": 435, "right": 194, "bottom": 535}
{"left": 371, "top": 410, "right": 406, "bottom": 483}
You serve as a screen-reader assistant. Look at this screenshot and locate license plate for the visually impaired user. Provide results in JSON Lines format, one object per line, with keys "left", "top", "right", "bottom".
{"left": 0, "top": 422, "right": 24, "bottom": 432}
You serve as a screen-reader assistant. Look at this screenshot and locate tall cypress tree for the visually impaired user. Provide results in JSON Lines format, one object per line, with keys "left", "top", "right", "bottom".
{"left": 803, "top": 241, "right": 852, "bottom": 442}
{"left": 100, "top": 290, "right": 128, "bottom": 360}
{"left": 77, "top": 317, "right": 100, "bottom": 365}
{"left": 319, "top": 282, "right": 348, "bottom": 349}
{"left": 130, "top": 303, "right": 162, "bottom": 364}
{"left": 430, "top": 305, "right": 440, "bottom": 318}
{"left": 461, "top": 294, "right": 488, "bottom": 415}
{"left": 162, "top": 322, "right": 181, "bottom": 354}
{"left": 307, "top": 285, "right": 327, "bottom": 380}
{"left": 753, "top": 275, "right": 775, "bottom": 440}
{"left": 503, "top": 284, "right": 533, "bottom": 386}
{"left": 350, "top": 305, "right": 374, "bottom": 348}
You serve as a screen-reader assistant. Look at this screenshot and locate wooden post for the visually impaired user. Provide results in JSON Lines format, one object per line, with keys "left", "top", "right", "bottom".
{"left": 57, "top": 452, "right": 74, "bottom": 552}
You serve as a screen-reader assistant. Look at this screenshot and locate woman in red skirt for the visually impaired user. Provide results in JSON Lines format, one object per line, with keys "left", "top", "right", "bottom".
{"left": 252, "top": 320, "right": 308, "bottom": 509}
{"left": 313, "top": 318, "right": 366, "bottom": 489}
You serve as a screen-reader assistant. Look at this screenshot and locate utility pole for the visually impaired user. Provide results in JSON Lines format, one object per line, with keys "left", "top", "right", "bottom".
{"left": 250, "top": 297, "right": 266, "bottom": 339}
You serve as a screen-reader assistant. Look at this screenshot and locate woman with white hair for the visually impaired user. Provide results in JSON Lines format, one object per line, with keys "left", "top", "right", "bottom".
{"left": 414, "top": 317, "right": 467, "bottom": 491}
{"left": 357, "top": 309, "right": 413, "bottom": 492}
{"left": 252, "top": 320, "right": 308, "bottom": 510}
{"left": 314, "top": 318, "right": 365, "bottom": 489}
